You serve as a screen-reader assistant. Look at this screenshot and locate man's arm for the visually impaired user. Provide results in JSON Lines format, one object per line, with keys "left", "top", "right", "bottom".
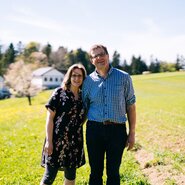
{"left": 126, "top": 103, "right": 136, "bottom": 150}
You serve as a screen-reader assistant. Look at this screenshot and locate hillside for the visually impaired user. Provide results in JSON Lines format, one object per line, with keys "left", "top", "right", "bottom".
{"left": 132, "top": 72, "right": 185, "bottom": 185}
{"left": 0, "top": 71, "right": 185, "bottom": 184}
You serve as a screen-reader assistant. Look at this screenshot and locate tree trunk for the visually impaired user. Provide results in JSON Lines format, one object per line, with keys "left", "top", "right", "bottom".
{"left": 27, "top": 95, "right": 32, "bottom": 105}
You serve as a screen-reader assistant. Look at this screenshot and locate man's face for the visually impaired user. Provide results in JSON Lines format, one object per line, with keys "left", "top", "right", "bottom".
{"left": 90, "top": 48, "right": 109, "bottom": 69}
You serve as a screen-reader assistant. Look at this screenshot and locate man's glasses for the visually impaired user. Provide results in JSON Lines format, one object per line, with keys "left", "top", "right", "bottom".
{"left": 91, "top": 52, "right": 106, "bottom": 59}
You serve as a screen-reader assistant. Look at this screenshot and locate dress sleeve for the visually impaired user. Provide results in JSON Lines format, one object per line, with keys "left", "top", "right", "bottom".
{"left": 45, "top": 88, "right": 60, "bottom": 112}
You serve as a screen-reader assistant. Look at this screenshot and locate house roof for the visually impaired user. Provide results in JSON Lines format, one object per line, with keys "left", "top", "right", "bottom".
{"left": 32, "top": 67, "right": 54, "bottom": 76}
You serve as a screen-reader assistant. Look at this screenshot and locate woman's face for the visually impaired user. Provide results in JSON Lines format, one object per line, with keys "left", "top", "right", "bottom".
{"left": 70, "top": 68, "right": 83, "bottom": 88}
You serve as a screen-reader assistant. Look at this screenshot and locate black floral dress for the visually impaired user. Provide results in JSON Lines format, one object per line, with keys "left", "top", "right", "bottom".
{"left": 41, "top": 87, "right": 86, "bottom": 170}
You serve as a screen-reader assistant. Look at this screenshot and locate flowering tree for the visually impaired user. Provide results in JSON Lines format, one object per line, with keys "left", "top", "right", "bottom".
{"left": 4, "top": 60, "right": 41, "bottom": 105}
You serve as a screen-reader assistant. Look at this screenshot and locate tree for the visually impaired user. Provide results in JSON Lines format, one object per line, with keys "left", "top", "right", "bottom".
{"left": 0, "top": 44, "right": 3, "bottom": 75}
{"left": 16, "top": 41, "right": 24, "bottom": 55}
{"left": 0, "top": 44, "right": 2, "bottom": 60}
{"left": 67, "top": 48, "right": 94, "bottom": 74}
{"left": 0, "top": 43, "right": 16, "bottom": 75}
{"left": 175, "top": 55, "right": 185, "bottom": 70}
{"left": 64, "top": 50, "right": 75, "bottom": 67}
{"left": 122, "top": 59, "right": 131, "bottom": 74}
{"left": 4, "top": 60, "right": 41, "bottom": 105}
{"left": 50, "top": 46, "right": 68, "bottom": 72}
{"left": 149, "top": 57, "right": 161, "bottom": 73}
{"left": 42, "top": 43, "right": 52, "bottom": 66}
{"left": 5, "top": 43, "right": 16, "bottom": 65}
{"left": 111, "top": 51, "right": 122, "bottom": 70}
{"left": 24, "top": 41, "right": 40, "bottom": 58}
{"left": 130, "top": 55, "right": 148, "bottom": 75}
{"left": 29, "top": 52, "right": 48, "bottom": 66}
{"left": 159, "top": 61, "right": 176, "bottom": 72}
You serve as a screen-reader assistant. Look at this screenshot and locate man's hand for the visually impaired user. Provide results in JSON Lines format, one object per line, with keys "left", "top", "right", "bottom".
{"left": 126, "top": 132, "right": 135, "bottom": 150}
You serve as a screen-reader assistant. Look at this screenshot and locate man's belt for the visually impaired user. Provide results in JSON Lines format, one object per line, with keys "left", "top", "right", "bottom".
{"left": 88, "top": 120, "right": 125, "bottom": 125}
{"left": 103, "top": 120, "right": 123, "bottom": 125}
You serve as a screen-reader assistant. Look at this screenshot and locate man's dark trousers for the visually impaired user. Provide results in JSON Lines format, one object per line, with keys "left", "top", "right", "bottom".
{"left": 86, "top": 120, "right": 128, "bottom": 185}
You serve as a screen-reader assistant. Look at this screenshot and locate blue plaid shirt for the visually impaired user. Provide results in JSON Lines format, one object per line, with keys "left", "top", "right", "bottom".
{"left": 82, "top": 66, "right": 136, "bottom": 123}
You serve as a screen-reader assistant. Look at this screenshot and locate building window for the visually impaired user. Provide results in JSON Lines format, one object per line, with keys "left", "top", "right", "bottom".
{"left": 44, "top": 77, "right": 47, "bottom": 81}
{"left": 50, "top": 77, "right": 53, "bottom": 81}
{"left": 55, "top": 78, "right": 58, "bottom": 82}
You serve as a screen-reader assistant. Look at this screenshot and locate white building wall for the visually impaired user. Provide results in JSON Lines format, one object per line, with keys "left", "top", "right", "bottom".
{"left": 42, "top": 74, "right": 63, "bottom": 88}
{"left": 32, "top": 69, "right": 64, "bottom": 89}
{"left": 31, "top": 77, "right": 43, "bottom": 88}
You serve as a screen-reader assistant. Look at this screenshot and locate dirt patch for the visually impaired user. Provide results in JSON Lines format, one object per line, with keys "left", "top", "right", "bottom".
{"left": 135, "top": 149, "right": 185, "bottom": 185}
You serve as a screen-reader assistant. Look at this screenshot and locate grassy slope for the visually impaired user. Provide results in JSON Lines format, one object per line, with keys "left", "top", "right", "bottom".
{"left": 133, "top": 72, "right": 185, "bottom": 151}
{"left": 0, "top": 71, "right": 185, "bottom": 184}
{"left": 0, "top": 91, "right": 147, "bottom": 184}
{"left": 132, "top": 72, "right": 185, "bottom": 184}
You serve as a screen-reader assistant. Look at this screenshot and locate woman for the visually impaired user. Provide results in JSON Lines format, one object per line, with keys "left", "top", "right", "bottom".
{"left": 40, "top": 64, "right": 87, "bottom": 185}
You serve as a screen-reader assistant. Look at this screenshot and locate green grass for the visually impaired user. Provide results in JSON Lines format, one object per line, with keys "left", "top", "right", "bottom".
{"left": 133, "top": 72, "right": 185, "bottom": 184}
{"left": 1, "top": 71, "right": 185, "bottom": 184}
{"left": 133, "top": 72, "right": 185, "bottom": 150}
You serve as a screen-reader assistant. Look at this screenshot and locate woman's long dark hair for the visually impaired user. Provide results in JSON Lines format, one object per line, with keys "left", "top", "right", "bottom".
{"left": 61, "top": 63, "right": 87, "bottom": 90}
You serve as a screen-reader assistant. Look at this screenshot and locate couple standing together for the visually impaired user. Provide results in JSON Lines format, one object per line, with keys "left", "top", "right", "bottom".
{"left": 40, "top": 44, "right": 136, "bottom": 185}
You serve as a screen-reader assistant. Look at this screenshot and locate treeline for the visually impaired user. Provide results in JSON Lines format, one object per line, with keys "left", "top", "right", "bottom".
{"left": 0, "top": 41, "right": 185, "bottom": 76}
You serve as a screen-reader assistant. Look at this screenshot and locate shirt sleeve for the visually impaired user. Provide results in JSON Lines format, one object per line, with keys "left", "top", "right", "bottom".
{"left": 125, "top": 75, "right": 136, "bottom": 106}
{"left": 45, "top": 88, "right": 60, "bottom": 112}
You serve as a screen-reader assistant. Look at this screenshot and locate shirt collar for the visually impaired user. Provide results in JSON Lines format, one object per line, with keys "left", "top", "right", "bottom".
{"left": 94, "top": 65, "right": 113, "bottom": 78}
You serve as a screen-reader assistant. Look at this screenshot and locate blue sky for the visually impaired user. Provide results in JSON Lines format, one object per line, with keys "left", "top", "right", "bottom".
{"left": 1, "top": 0, "right": 185, "bottom": 63}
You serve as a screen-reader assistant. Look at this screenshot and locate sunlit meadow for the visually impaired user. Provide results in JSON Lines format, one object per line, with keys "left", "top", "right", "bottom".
{"left": 1, "top": 71, "right": 185, "bottom": 184}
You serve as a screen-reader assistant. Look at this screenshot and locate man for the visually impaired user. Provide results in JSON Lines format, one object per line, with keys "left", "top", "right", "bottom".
{"left": 82, "top": 44, "right": 136, "bottom": 185}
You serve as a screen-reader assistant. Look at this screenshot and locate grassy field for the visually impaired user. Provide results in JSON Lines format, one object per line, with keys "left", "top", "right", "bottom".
{"left": 0, "top": 71, "right": 185, "bottom": 185}
{"left": 132, "top": 72, "right": 185, "bottom": 185}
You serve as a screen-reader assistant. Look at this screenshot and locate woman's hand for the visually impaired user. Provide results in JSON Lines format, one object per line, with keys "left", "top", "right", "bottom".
{"left": 44, "top": 140, "right": 53, "bottom": 155}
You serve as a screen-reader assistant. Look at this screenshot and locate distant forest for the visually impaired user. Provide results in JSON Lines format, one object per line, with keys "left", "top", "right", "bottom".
{"left": 0, "top": 41, "right": 185, "bottom": 76}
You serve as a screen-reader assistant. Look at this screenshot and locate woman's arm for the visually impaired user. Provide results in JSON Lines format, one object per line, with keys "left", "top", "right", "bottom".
{"left": 44, "top": 108, "right": 56, "bottom": 155}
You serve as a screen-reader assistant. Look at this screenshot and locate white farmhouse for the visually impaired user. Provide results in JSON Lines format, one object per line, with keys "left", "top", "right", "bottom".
{"left": 32, "top": 67, "right": 65, "bottom": 89}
